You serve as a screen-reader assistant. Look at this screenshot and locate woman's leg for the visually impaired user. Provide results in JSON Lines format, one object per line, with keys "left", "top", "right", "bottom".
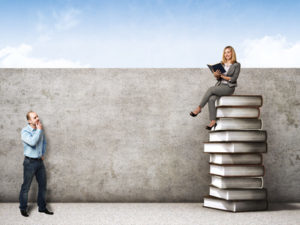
{"left": 192, "top": 85, "right": 234, "bottom": 116}
{"left": 208, "top": 95, "right": 218, "bottom": 121}
{"left": 200, "top": 85, "right": 234, "bottom": 108}
{"left": 191, "top": 86, "right": 216, "bottom": 115}
{"left": 202, "top": 85, "right": 235, "bottom": 125}
{"left": 199, "top": 86, "right": 215, "bottom": 108}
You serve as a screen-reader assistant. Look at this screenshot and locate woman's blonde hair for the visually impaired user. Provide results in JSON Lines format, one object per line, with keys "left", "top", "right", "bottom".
{"left": 221, "top": 46, "right": 237, "bottom": 64}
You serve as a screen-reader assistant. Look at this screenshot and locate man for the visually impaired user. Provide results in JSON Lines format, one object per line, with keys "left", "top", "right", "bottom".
{"left": 19, "top": 111, "right": 54, "bottom": 217}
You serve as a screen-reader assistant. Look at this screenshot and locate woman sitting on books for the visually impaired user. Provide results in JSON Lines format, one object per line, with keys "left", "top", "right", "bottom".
{"left": 190, "top": 46, "right": 241, "bottom": 130}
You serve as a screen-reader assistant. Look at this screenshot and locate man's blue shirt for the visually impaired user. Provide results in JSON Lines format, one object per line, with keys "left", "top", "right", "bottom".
{"left": 21, "top": 125, "right": 46, "bottom": 158}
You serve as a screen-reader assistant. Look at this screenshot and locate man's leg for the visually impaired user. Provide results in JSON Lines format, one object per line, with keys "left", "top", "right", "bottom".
{"left": 36, "top": 161, "right": 47, "bottom": 211}
{"left": 19, "top": 158, "right": 36, "bottom": 211}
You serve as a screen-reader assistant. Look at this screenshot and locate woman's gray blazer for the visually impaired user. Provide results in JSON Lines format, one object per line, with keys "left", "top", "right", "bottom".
{"left": 215, "top": 62, "right": 241, "bottom": 87}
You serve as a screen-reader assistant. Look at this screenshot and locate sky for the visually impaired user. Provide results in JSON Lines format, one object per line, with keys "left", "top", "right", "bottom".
{"left": 0, "top": 0, "right": 300, "bottom": 68}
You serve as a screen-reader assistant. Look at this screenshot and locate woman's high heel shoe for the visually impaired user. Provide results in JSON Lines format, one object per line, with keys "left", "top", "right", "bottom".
{"left": 190, "top": 112, "right": 198, "bottom": 117}
{"left": 190, "top": 108, "right": 201, "bottom": 117}
{"left": 206, "top": 123, "right": 217, "bottom": 130}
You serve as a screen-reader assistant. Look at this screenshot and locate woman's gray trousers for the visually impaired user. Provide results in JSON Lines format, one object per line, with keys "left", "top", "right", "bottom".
{"left": 199, "top": 84, "right": 235, "bottom": 120}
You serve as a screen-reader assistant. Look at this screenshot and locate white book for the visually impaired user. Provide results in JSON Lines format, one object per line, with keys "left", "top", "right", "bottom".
{"left": 209, "top": 186, "right": 267, "bottom": 200}
{"left": 213, "top": 118, "right": 262, "bottom": 131}
{"left": 209, "top": 153, "right": 262, "bottom": 165}
{"left": 209, "top": 130, "right": 267, "bottom": 142}
{"left": 210, "top": 164, "right": 265, "bottom": 177}
{"left": 216, "top": 107, "right": 260, "bottom": 118}
{"left": 204, "top": 142, "right": 267, "bottom": 153}
{"left": 216, "top": 95, "right": 263, "bottom": 107}
{"left": 204, "top": 196, "right": 268, "bottom": 212}
{"left": 211, "top": 175, "right": 263, "bottom": 189}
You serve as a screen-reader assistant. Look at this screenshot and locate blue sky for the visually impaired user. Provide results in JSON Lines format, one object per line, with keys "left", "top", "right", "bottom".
{"left": 0, "top": 0, "right": 299, "bottom": 67}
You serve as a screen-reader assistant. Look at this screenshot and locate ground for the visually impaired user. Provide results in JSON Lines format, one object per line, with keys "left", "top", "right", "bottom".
{"left": 1, "top": 203, "right": 299, "bottom": 225}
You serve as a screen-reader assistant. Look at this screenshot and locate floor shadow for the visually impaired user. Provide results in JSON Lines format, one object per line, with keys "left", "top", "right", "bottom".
{"left": 268, "top": 203, "right": 300, "bottom": 211}
{"left": 27, "top": 204, "right": 37, "bottom": 214}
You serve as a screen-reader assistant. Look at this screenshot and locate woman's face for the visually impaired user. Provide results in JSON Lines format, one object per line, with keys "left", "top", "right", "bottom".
{"left": 224, "top": 48, "right": 232, "bottom": 61}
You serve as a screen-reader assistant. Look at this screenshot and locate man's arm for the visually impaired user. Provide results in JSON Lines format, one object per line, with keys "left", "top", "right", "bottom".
{"left": 42, "top": 134, "right": 47, "bottom": 156}
{"left": 21, "top": 129, "right": 43, "bottom": 147}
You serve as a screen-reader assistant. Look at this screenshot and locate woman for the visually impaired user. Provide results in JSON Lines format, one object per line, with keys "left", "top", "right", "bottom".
{"left": 190, "top": 46, "right": 241, "bottom": 130}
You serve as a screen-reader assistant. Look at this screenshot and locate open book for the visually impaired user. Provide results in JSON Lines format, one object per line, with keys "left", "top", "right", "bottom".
{"left": 207, "top": 63, "right": 226, "bottom": 74}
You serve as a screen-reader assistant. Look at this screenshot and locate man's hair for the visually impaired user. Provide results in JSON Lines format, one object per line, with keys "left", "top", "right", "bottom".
{"left": 26, "top": 111, "right": 34, "bottom": 121}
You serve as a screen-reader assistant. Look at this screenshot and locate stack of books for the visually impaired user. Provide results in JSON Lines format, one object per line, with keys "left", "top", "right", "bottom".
{"left": 203, "top": 95, "right": 268, "bottom": 212}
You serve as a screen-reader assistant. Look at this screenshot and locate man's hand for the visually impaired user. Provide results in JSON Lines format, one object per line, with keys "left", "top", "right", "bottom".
{"left": 37, "top": 121, "right": 43, "bottom": 130}
{"left": 41, "top": 156, "right": 45, "bottom": 160}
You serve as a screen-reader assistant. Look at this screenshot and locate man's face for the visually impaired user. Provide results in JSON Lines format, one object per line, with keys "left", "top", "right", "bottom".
{"left": 28, "top": 112, "right": 40, "bottom": 126}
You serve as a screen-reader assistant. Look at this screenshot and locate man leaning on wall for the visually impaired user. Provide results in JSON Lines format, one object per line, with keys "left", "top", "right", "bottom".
{"left": 19, "top": 111, "right": 54, "bottom": 217}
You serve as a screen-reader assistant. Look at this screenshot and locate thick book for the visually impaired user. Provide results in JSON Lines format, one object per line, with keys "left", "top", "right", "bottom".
{"left": 207, "top": 63, "right": 226, "bottom": 74}
{"left": 203, "top": 196, "right": 268, "bottom": 212}
{"left": 213, "top": 118, "right": 262, "bottom": 131}
{"left": 216, "top": 107, "right": 260, "bottom": 118}
{"left": 209, "top": 153, "right": 262, "bottom": 165}
{"left": 210, "top": 164, "right": 265, "bottom": 177}
{"left": 209, "top": 130, "right": 267, "bottom": 142}
{"left": 215, "top": 95, "right": 263, "bottom": 107}
{"left": 211, "top": 175, "right": 263, "bottom": 189}
{"left": 204, "top": 142, "right": 267, "bottom": 153}
{"left": 209, "top": 186, "right": 267, "bottom": 200}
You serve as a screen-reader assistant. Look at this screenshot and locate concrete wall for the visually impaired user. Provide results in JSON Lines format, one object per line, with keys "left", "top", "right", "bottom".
{"left": 0, "top": 68, "right": 299, "bottom": 202}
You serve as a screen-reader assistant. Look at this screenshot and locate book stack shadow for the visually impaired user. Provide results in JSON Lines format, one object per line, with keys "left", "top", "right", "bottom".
{"left": 203, "top": 95, "right": 268, "bottom": 212}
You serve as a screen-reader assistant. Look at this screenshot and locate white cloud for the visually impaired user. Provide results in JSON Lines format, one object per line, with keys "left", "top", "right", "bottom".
{"left": 239, "top": 35, "right": 300, "bottom": 67}
{"left": 2, "top": 35, "right": 299, "bottom": 68}
{"left": 0, "top": 44, "right": 89, "bottom": 68}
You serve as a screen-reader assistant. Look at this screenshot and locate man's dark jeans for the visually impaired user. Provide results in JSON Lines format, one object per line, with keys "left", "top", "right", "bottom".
{"left": 19, "top": 157, "right": 47, "bottom": 211}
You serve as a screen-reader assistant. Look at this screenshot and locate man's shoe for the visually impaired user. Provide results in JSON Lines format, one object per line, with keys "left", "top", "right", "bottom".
{"left": 20, "top": 209, "right": 29, "bottom": 217}
{"left": 38, "top": 208, "right": 54, "bottom": 215}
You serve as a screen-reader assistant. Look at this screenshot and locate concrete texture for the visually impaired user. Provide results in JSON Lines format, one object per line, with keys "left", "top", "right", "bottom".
{"left": 1, "top": 203, "right": 300, "bottom": 225}
{"left": 0, "top": 68, "right": 299, "bottom": 202}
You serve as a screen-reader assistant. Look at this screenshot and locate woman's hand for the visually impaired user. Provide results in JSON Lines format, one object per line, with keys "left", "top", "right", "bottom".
{"left": 213, "top": 69, "right": 222, "bottom": 79}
